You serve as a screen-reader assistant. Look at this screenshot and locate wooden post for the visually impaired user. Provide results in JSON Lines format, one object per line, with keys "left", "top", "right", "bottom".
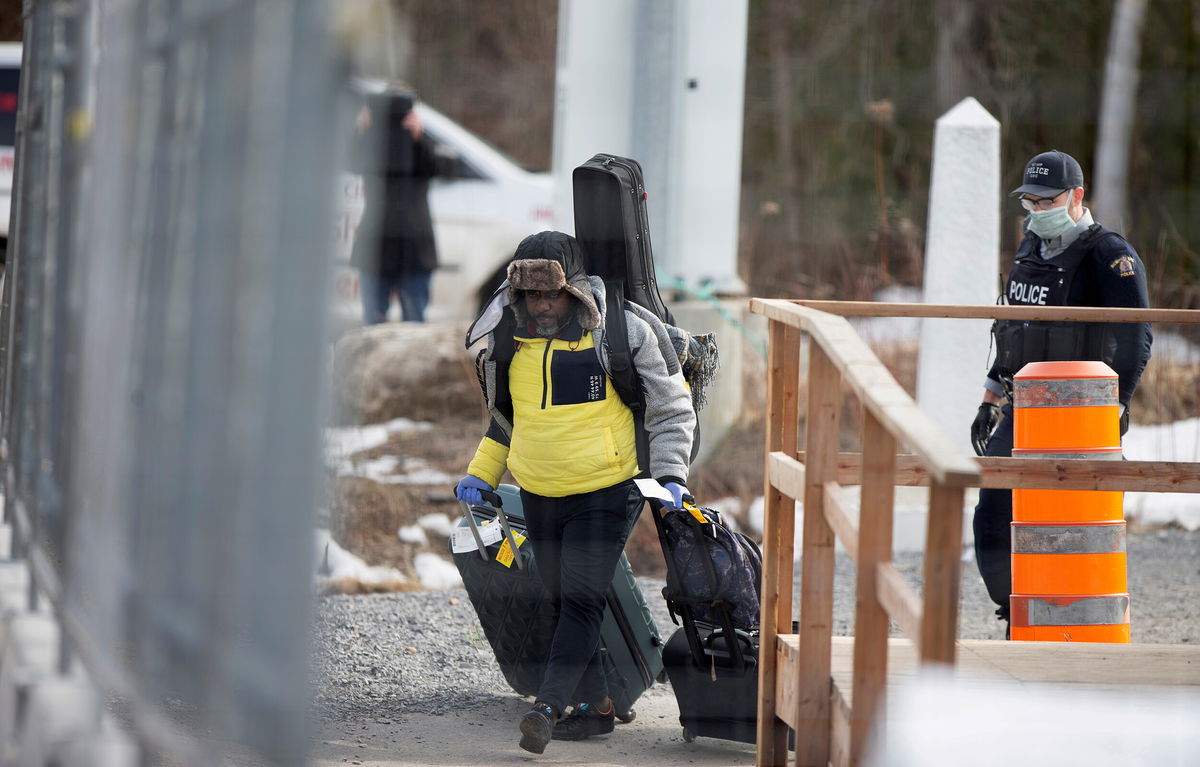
{"left": 850, "top": 409, "right": 896, "bottom": 763}
{"left": 921, "top": 483, "right": 965, "bottom": 663}
{"left": 793, "top": 342, "right": 840, "bottom": 767}
{"left": 757, "top": 320, "right": 800, "bottom": 767}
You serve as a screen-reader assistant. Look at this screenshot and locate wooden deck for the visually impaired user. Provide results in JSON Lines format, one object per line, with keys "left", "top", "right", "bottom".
{"left": 775, "top": 635, "right": 1200, "bottom": 766}
{"left": 776, "top": 634, "right": 1200, "bottom": 721}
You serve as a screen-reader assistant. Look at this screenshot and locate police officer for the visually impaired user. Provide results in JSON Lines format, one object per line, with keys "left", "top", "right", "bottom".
{"left": 970, "top": 150, "right": 1152, "bottom": 636}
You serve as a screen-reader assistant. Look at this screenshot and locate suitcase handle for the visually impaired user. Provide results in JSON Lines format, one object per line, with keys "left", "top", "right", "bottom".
{"left": 702, "top": 627, "right": 756, "bottom": 651}
{"left": 454, "top": 486, "right": 525, "bottom": 570}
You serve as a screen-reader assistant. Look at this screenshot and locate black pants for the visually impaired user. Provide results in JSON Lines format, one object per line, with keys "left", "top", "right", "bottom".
{"left": 973, "top": 403, "right": 1015, "bottom": 620}
{"left": 520, "top": 480, "right": 643, "bottom": 714}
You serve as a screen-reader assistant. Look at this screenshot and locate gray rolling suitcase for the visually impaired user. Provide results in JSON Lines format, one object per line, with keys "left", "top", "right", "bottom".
{"left": 450, "top": 484, "right": 664, "bottom": 721}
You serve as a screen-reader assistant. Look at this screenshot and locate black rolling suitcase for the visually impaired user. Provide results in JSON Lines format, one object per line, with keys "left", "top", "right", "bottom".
{"left": 450, "top": 484, "right": 664, "bottom": 721}
{"left": 573, "top": 153, "right": 676, "bottom": 325}
{"left": 648, "top": 499, "right": 763, "bottom": 744}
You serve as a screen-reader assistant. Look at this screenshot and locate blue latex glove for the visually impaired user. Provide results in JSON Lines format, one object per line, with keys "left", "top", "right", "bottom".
{"left": 663, "top": 481, "right": 692, "bottom": 511}
{"left": 455, "top": 475, "right": 493, "bottom": 506}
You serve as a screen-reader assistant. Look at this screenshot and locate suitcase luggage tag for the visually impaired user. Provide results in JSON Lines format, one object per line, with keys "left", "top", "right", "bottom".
{"left": 681, "top": 500, "right": 709, "bottom": 525}
{"left": 456, "top": 488, "right": 526, "bottom": 570}
{"left": 634, "top": 478, "right": 708, "bottom": 523}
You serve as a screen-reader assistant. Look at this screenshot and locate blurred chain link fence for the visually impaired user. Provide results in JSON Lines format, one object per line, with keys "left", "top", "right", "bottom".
{"left": 1, "top": 1, "right": 341, "bottom": 763}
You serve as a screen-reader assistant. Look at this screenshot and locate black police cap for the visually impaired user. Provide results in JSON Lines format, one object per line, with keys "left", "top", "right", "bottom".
{"left": 1010, "top": 150, "right": 1085, "bottom": 198}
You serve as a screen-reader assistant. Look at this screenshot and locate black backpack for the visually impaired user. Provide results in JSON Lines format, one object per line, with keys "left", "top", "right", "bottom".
{"left": 659, "top": 505, "right": 763, "bottom": 631}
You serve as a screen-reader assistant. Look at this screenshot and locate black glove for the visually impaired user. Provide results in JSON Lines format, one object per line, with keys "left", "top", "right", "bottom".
{"left": 971, "top": 403, "right": 1001, "bottom": 457}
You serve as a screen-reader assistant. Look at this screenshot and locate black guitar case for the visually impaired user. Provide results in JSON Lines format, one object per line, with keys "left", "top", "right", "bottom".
{"left": 572, "top": 153, "right": 676, "bottom": 326}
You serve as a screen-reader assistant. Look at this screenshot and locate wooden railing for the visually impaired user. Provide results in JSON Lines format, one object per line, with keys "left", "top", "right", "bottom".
{"left": 749, "top": 299, "right": 1200, "bottom": 767}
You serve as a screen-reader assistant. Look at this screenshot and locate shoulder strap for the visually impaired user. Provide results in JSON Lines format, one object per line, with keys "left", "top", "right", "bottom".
{"left": 1080, "top": 223, "right": 1128, "bottom": 254}
{"left": 604, "top": 280, "right": 650, "bottom": 476}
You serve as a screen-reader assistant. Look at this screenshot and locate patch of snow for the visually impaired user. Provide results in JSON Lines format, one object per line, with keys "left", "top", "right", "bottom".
{"left": 315, "top": 529, "right": 409, "bottom": 586}
{"left": 706, "top": 496, "right": 744, "bottom": 516}
{"left": 415, "top": 552, "right": 462, "bottom": 589}
{"left": 332, "top": 454, "right": 456, "bottom": 485}
{"left": 1147, "top": 331, "right": 1200, "bottom": 361}
{"left": 398, "top": 525, "right": 428, "bottom": 545}
{"left": 1125, "top": 493, "right": 1200, "bottom": 531}
{"left": 322, "top": 418, "right": 436, "bottom": 472}
{"left": 359, "top": 455, "right": 402, "bottom": 478}
{"left": 876, "top": 285, "right": 923, "bottom": 303}
{"left": 705, "top": 496, "right": 745, "bottom": 531}
{"left": 745, "top": 496, "right": 763, "bottom": 536}
{"left": 1123, "top": 419, "right": 1200, "bottom": 530}
{"left": 382, "top": 417, "right": 435, "bottom": 434}
{"left": 394, "top": 458, "right": 455, "bottom": 485}
{"left": 850, "top": 286, "right": 924, "bottom": 345}
{"left": 851, "top": 315, "right": 922, "bottom": 345}
{"left": 1124, "top": 418, "right": 1200, "bottom": 462}
{"left": 418, "top": 513, "right": 456, "bottom": 538}
{"left": 324, "top": 424, "right": 390, "bottom": 462}
{"left": 743, "top": 495, "right": 807, "bottom": 558}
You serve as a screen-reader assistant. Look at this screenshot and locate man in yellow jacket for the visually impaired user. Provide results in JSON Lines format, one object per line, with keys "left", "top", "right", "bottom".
{"left": 456, "top": 231, "right": 695, "bottom": 755}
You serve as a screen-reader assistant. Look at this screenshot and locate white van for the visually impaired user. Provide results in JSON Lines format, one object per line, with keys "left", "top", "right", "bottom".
{"left": 0, "top": 43, "right": 21, "bottom": 262}
{"left": 334, "top": 81, "right": 554, "bottom": 324}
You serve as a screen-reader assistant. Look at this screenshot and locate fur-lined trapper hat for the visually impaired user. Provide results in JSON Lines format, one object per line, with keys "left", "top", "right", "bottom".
{"left": 506, "top": 231, "right": 601, "bottom": 330}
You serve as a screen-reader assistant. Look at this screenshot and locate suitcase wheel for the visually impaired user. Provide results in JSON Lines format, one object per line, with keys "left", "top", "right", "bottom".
{"left": 615, "top": 708, "right": 636, "bottom": 724}
{"left": 682, "top": 726, "right": 697, "bottom": 743}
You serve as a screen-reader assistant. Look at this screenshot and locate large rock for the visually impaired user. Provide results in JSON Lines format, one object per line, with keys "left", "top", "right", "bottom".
{"left": 332, "top": 322, "right": 483, "bottom": 424}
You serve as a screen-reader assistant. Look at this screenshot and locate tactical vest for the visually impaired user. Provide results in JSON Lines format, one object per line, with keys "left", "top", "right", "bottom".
{"left": 991, "top": 225, "right": 1119, "bottom": 387}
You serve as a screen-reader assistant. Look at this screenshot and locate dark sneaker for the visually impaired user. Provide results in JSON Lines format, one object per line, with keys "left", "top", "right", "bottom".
{"left": 552, "top": 702, "right": 615, "bottom": 741}
{"left": 995, "top": 607, "right": 1011, "bottom": 640}
{"left": 519, "top": 701, "right": 558, "bottom": 754}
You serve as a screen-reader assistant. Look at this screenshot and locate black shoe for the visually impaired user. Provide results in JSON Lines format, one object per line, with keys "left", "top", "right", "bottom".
{"left": 519, "top": 701, "right": 558, "bottom": 754}
{"left": 552, "top": 702, "right": 615, "bottom": 741}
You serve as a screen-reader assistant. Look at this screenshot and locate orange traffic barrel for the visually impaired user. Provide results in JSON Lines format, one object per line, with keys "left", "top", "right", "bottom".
{"left": 1010, "top": 360, "right": 1130, "bottom": 643}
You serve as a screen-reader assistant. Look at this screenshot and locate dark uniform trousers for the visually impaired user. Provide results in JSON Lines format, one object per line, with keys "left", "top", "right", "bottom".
{"left": 520, "top": 479, "right": 644, "bottom": 714}
{"left": 973, "top": 403, "right": 1016, "bottom": 620}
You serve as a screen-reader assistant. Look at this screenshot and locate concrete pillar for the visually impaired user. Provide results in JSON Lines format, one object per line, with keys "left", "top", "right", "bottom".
{"left": 550, "top": 0, "right": 638, "bottom": 231}
{"left": 917, "top": 97, "right": 999, "bottom": 452}
{"left": 667, "top": 300, "right": 748, "bottom": 467}
{"left": 641, "top": 0, "right": 748, "bottom": 294}
{"left": 551, "top": 0, "right": 747, "bottom": 294}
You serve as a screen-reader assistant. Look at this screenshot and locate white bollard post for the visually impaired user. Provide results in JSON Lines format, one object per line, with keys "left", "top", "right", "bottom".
{"left": 917, "top": 97, "right": 1000, "bottom": 452}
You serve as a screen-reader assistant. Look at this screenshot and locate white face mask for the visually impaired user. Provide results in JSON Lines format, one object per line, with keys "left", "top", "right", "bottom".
{"left": 1027, "top": 193, "right": 1076, "bottom": 239}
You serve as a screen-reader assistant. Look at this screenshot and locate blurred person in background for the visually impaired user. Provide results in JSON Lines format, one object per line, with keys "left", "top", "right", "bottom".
{"left": 970, "top": 149, "right": 1152, "bottom": 637}
{"left": 350, "top": 83, "right": 438, "bottom": 323}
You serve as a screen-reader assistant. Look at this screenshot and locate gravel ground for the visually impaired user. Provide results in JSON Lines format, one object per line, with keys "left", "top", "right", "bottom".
{"left": 310, "top": 528, "right": 1200, "bottom": 722}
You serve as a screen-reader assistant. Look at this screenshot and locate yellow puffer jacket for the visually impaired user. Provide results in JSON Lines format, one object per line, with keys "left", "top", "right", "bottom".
{"left": 468, "top": 325, "right": 639, "bottom": 496}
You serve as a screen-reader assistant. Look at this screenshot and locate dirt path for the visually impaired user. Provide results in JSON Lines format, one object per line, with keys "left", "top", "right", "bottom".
{"left": 309, "top": 685, "right": 755, "bottom": 767}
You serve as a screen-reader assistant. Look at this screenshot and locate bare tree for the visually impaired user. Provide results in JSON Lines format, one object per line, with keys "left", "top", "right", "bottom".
{"left": 767, "top": 0, "right": 801, "bottom": 252}
{"left": 1094, "top": 0, "right": 1148, "bottom": 233}
{"left": 0, "top": 0, "right": 20, "bottom": 41}
{"left": 330, "top": 0, "right": 413, "bottom": 80}
{"left": 934, "top": 0, "right": 998, "bottom": 114}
